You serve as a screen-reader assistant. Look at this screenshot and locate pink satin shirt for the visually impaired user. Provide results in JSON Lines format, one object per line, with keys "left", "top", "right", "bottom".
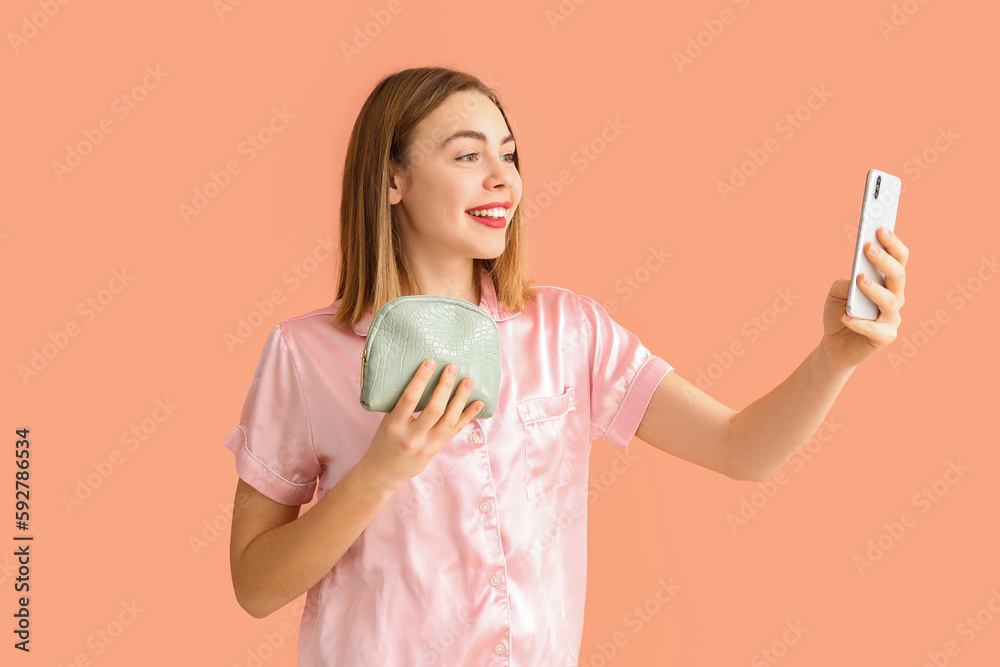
{"left": 221, "top": 266, "right": 673, "bottom": 666}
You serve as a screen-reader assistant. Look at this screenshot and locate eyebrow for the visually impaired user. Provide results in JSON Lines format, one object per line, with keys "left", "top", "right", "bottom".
{"left": 439, "top": 130, "right": 515, "bottom": 150}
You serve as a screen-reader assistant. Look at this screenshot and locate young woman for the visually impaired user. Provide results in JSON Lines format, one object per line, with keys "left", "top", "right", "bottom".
{"left": 222, "top": 67, "right": 908, "bottom": 666}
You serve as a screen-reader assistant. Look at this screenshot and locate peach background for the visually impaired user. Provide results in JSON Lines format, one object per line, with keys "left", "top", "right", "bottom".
{"left": 4, "top": 0, "right": 998, "bottom": 665}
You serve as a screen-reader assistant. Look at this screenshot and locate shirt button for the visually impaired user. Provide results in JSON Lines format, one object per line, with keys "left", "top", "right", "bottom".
{"left": 468, "top": 432, "right": 480, "bottom": 443}
{"left": 494, "top": 643, "right": 506, "bottom": 655}
{"left": 479, "top": 502, "right": 492, "bottom": 514}
{"left": 490, "top": 575, "right": 502, "bottom": 587}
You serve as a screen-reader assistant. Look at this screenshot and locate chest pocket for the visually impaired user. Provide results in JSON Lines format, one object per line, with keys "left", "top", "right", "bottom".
{"left": 517, "top": 385, "right": 576, "bottom": 502}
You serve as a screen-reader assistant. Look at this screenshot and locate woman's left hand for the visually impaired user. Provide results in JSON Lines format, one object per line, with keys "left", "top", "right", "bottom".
{"left": 821, "top": 226, "right": 910, "bottom": 369}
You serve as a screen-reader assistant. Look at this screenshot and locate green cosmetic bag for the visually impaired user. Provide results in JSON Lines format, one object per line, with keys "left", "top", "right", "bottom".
{"left": 359, "top": 295, "right": 502, "bottom": 419}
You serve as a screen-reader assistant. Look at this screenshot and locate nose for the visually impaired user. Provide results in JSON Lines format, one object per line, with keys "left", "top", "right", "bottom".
{"left": 484, "top": 153, "right": 516, "bottom": 190}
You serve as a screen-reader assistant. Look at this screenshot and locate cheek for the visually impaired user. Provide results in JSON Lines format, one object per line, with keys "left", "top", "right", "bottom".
{"left": 448, "top": 183, "right": 470, "bottom": 209}
{"left": 431, "top": 175, "right": 467, "bottom": 209}
{"left": 414, "top": 168, "right": 464, "bottom": 212}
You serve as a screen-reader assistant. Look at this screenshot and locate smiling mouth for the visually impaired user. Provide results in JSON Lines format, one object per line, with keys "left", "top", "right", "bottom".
{"left": 465, "top": 210, "right": 506, "bottom": 228}
{"left": 464, "top": 208, "right": 507, "bottom": 220}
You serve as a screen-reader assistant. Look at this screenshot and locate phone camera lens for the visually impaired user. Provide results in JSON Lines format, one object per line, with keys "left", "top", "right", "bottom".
{"left": 875, "top": 175, "right": 881, "bottom": 199}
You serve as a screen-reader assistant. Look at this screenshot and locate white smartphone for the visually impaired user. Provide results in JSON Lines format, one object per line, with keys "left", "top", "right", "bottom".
{"left": 846, "top": 169, "right": 901, "bottom": 320}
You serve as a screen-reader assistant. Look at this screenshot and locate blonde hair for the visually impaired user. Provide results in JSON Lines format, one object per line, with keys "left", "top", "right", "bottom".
{"left": 332, "top": 66, "right": 538, "bottom": 328}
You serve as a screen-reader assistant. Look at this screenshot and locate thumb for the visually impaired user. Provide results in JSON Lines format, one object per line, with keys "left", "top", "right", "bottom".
{"left": 829, "top": 278, "right": 850, "bottom": 299}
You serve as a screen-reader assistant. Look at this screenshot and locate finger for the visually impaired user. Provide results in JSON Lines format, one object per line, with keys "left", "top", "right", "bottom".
{"left": 446, "top": 374, "right": 476, "bottom": 421}
{"left": 455, "top": 400, "right": 486, "bottom": 435}
{"left": 391, "top": 358, "right": 437, "bottom": 422}
{"left": 412, "top": 362, "right": 461, "bottom": 430}
{"left": 829, "top": 278, "right": 850, "bottom": 300}
{"left": 428, "top": 375, "right": 481, "bottom": 443}
{"left": 855, "top": 271, "right": 901, "bottom": 321}
{"left": 878, "top": 226, "right": 910, "bottom": 269}
{"left": 866, "top": 238, "right": 906, "bottom": 307}
{"left": 463, "top": 398, "right": 485, "bottom": 421}
{"left": 840, "top": 310, "right": 898, "bottom": 349}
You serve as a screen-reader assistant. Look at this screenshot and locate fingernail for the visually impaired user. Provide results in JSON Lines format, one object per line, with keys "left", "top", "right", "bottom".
{"left": 423, "top": 359, "right": 434, "bottom": 370}
{"left": 882, "top": 227, "right": 892, "bottom": 238}
{"left": 870, "top": 243, "right": 880, "bottom": 256}
{"left": 464, "top": 378, "right": 473, "bottom": 390}
{"left": 447, "top": 364, "right": 456, "bottom": 375}
{"left": 863, "top": 275, "right": 871, "bottom": 286}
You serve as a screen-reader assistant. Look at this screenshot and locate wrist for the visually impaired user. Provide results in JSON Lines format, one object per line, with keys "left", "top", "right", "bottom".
{"left": 352, "top": 455, "right": 402, "bottom": 499}
{"left": 814, "top": 339, "right": 858, "bottom": 381}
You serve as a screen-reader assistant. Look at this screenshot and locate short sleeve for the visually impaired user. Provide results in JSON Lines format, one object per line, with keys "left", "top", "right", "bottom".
{"left": 579, "top": 294, "right": 673, "bottom": 451}
{"left": 220, "top": 323, "right": 320, "bottom": 505}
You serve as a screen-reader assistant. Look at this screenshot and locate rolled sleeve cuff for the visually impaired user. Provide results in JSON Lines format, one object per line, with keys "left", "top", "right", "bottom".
{"left": 221, "top": 425, "right": 317, "bottom": 506}
{"left": 602, "top": 356, "right": 673, "bottom": 451}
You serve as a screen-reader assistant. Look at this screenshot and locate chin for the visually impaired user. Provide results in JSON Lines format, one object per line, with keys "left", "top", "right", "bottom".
{"left": 474, "top": 245, "right": 506, "bottom": 262}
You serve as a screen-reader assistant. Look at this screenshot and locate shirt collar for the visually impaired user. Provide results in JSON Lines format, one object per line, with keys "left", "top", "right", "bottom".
{"left": 350, "top": 266, "right": 521, "bottom": 337}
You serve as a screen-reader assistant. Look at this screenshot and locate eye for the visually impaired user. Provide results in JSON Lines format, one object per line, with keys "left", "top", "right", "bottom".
{"left": 457, "top": 152, "right": 517, "bottom": 162}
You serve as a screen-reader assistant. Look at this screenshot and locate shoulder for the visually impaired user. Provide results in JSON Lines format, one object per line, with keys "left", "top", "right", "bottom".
{"left": 521, "top": 283, "right": 611, "bottom": 325}
{"left": 267, "top": 301, "right": 352, "bottom": 352}
{"left": 521, "top": 282, "right": 592, "bottom": 315}
{"left": 276, "top": 301, "right": 340, "bottom": 327}
{"left": 515, "top": 284, "right": 612, "bottom": 354}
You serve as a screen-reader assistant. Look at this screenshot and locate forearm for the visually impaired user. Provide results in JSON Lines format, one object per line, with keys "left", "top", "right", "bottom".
{"left": 728, "top": 342, "right": 855, "bottom": 481}
{"left": 234, "top": 458, "right": 397, "bottom": 618}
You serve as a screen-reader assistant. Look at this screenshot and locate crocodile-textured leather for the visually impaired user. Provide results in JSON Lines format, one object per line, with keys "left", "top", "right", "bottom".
{"left": 359, "top": 295, "right": 502, "bottom": 418}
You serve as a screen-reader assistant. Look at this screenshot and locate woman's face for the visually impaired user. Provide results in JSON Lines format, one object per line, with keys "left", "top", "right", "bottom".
{"left": 389, "top": 90, "right": 522, "bottom": 271}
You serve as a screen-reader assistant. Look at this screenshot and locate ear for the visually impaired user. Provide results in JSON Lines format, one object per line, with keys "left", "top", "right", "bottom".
{"left": 387, "top": 165, "right": 407, "bottom": 206}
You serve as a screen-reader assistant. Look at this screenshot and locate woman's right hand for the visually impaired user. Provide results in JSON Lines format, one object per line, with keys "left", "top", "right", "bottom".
{"left": 357, "top": 359, "right": 483, "bottom": 494}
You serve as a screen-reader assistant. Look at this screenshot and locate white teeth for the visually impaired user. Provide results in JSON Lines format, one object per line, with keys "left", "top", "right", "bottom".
{"left": 467, "top": 207, "right": 505, "bottom": 219}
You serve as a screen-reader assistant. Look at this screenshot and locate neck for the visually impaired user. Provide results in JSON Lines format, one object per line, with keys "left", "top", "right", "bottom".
{"left": 401, "top": 260, "right": 481, "bottom": 306}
